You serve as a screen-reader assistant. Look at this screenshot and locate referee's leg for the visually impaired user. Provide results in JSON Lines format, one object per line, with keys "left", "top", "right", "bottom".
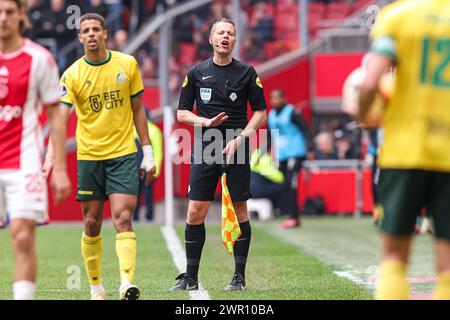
{"left": 169, "top": 200, "right": 209, "bottom": 291}
{"left": 232, "top": 202, "right": 252, "bottom": 282}
{"left": 185, "top": 200, "right": 210, "bottom": 279}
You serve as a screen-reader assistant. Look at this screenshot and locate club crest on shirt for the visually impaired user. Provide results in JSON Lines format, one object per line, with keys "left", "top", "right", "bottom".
{"left": 117, "top": 71, "right": 126, "bottom": 84}
{"left": 200, "top": 88, "right": 212, "bottom": 104}
{"left": 229, "top": 92, "right": 237, "bottom": 102}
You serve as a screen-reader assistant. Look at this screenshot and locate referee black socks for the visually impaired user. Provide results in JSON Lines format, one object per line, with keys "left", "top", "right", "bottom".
{"left": 233, "top": 220, "right": 252, "bottom": 277}
{"left": 185, "top": 223, "right": 206, "bottom": 280}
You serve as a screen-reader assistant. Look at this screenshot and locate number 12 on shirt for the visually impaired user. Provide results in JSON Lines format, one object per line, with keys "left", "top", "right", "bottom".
{"left": 420, "top": 37, "right": 450, "bottom": 88}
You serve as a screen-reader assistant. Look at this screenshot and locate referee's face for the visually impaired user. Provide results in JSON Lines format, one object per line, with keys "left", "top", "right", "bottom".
{"left": 209, "top": 22, "right": 236, "bottom": 56}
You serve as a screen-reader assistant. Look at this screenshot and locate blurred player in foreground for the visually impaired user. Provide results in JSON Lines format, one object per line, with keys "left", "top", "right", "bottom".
{"left": 359, "top": 0, "right": 450, "bottom": 300}
{"left": 44, "top": 13, "right": 156, "bottom": 300}
{"left": 0, "top": 0, "right": 71, "bottom": 300}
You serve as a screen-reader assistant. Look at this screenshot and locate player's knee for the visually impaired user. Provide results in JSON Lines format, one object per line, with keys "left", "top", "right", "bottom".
{"left": 84, "top": 216, "right": 102, "bottom": 235}
{"left": 12, "top": 231, "right": 33, "bottom": 253}
{"left": 114, "top": 211, "right": 133, "bottom": 232}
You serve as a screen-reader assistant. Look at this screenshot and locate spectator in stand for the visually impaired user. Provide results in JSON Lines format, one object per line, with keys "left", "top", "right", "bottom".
{"left": 334, "top": 129, "right": 358, "bottom": 160}
{"left": 268, "top": 89, "right": 312, "bottom": 229}
{"left": 27, "top": 0, "right": 49, "bottom": 39}
{"left": 46, "top": 0, "right": 73, "bottom": 69}
{"left": 141, "top": 57, "right": 157, "bottom": 80}
{"left": 114, "top": 29, "right": 128, "bottom": 51}
{"left": 192, "top": 29, "right": 211, "bottom": 61}
{"left": 168, "top": 71, "right": 182, "bottom": 103}
{"left": 88, "top": 0, "right": 109, "bottom": 18}
{"left": 240, "top": 31, "right": 264, "bottom": 65}
{"left": 105, "top": 0, "right": 124, "bottom": 34}
{"left": 249, "top": 1, "right": 273, "bottom": 42}
{"left": 314, "top": 131, "right": 337, "bottom": 160}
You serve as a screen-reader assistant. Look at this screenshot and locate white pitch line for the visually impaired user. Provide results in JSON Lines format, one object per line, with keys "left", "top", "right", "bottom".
{"left": 161, "top": 225, "right": 210, "bottom": 300}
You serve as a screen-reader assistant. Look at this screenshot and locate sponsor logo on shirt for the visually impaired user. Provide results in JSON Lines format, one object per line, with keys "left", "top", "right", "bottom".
{"left": 0, "top": 105, "right": 22, "bottom": 122}
{"left": 88, "top": 90, "right": 124, "bottom": 112}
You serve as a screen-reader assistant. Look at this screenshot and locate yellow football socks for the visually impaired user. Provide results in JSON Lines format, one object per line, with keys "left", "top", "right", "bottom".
{"left": 434, "top": 272, "right": 450, "bottom": 300}
{"left": 376, "top": 260, "right": 409, "bottom": 300}
{"left": 81, "top": 233, "right": 103, "bottom": 285}
{"left": 116, "top": 232, "right": 137, "bottom": 284}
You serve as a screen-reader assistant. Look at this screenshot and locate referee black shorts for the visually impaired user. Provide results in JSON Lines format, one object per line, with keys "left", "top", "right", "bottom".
{"left": 188, "top": 138, "right": 251, "bottom": 202}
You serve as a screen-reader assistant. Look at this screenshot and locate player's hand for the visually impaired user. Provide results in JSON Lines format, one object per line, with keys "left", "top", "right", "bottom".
{"left": 50, "top": 170, "right": 72, "bottom": 205}
{"left": 203, "top": 112, "right": 228, "bottom": 128}
{"left": 142, "top": 165, "right": 157, "bottom": 186}
{"left": 43, "top": 155, "right": 54, "bottom": 178}
{"left": 141, "top": 145, "right": 156, "bottom": 186}
{"left": 223, "top": 136, "right": 244, "bottom": 165}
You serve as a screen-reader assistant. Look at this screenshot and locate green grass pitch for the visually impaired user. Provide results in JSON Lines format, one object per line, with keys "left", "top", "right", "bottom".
{"left": 0, "top": 217, "right": 436, "bottom": 300}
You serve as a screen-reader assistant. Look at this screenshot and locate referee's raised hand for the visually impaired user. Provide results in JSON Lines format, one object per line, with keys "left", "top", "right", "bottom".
{"left": 203, "top": 112, "right": 228, "bottom": 127}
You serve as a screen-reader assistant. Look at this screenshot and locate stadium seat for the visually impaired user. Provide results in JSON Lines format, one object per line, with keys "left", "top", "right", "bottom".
{"left": 274, "top": 13, "right": 299, "bottom": 39}
{"left": 308, "top": 2, "right": 326, "bottom": 17}
{"left": 276, "top": 2, "right": 298, "bottom": 16}
{"left": 327, "top": 2, "right": 352, "bottom": 16}
{"left": 247, "top": 198, "right": 273, "bottom": 221}
{"left": 177, "top": 43, "right": 197, "bottom": 66}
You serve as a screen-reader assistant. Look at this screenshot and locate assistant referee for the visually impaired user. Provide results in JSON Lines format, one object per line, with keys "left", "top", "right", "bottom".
{"left": 170, "top": 17, "right": 267, "bottom": 291}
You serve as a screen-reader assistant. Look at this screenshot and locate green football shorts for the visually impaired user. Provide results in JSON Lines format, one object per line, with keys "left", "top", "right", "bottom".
{"left": 77, "top": 153, "right": 139, "bottom": 201}
{"left": 376, "top": 169, "right": 450, "bottom": 240}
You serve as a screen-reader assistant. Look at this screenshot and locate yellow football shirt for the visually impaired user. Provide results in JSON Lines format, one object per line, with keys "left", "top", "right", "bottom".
{"left": 371, "top": 0, "right": 450, "bottom": 172}
{"left": 60, "top": 50, "right": 144, "bottom": 160}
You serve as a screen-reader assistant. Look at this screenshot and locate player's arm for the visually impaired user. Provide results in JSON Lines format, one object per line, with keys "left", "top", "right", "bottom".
{"left": 359, "top": 5, "right": 397, "bottom": 124}
{"left": 132, "top": 95, "right": 156, "bottom": 185}
{"left": 177, "top": 69, "right": 229, "bottom": 127}
{"left": 39, "top": 54, "right": 72, "bottom": 204}
{"left": 129, "top": 57, "right": 156, "bottom": 185}
{"left": 43, "top": 105, "right": 71, "bottom": 177}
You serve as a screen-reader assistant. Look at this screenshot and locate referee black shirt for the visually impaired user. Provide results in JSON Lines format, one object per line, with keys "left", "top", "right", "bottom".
{"left": 178, "top": 57, "right": 267, "bottom": 134}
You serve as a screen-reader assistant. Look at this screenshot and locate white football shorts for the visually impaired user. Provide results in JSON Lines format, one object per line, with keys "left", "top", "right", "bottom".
{"left": 0, "top": 169, "right": 48, "bottom": 227}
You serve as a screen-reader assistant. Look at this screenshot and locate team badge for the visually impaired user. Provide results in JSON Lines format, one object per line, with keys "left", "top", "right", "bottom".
{"left": 117, "top": 71, "right": 126, "bottom": 84}
{"left": 182, "top": 75, "right": 188, "bottom": 88}
{"left": 86, "top": 80, "right": 92, "bottom": 87}
{"left": 229, "top": 92, "right": 237, "bottom": 102}
{"left": 200, "top": 88, "right": 212, "bottom": 104}
{"left": 60, "top": 86, "right": 67, "bottom": 97}
{"left": 256, "top": 77, "right": 263, "bottom": 89}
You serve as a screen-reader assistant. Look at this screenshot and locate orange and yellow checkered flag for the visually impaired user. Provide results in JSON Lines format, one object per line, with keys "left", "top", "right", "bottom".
{"left": 221, "top": 173, "right": 241, "bottom": 254}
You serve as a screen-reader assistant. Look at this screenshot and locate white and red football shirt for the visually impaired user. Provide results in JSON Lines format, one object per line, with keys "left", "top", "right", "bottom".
{"left": 0, "top": 39, "right": 60, "bottom": 171}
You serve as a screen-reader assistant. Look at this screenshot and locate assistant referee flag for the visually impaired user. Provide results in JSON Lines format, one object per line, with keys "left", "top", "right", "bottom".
{"left": 221, "top": 173, "right": 242, "bottom": 254}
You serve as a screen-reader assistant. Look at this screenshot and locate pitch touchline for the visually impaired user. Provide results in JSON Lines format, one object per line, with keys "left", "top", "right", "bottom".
{"left": 161, "top": 225, "right": 210, "bottom": 300}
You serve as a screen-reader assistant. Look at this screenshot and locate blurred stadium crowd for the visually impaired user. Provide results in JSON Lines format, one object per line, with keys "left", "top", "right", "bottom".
{"left": 25, "top": 0, "right": 374, "bottom": 161}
